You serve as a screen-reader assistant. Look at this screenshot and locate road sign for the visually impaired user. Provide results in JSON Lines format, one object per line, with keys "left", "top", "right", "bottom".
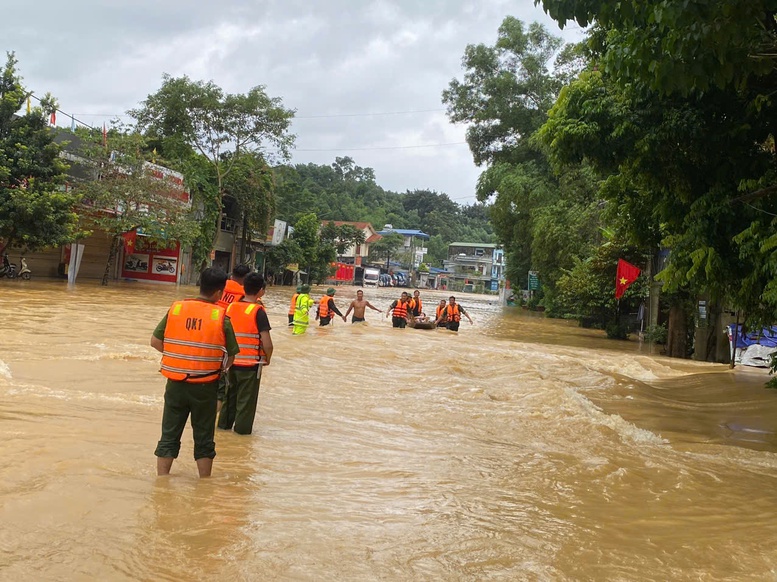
{"left": 528, "top": 271, "right": 539, "bottom": 291}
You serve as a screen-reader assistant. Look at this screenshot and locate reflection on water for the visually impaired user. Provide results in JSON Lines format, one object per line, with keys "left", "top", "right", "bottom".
{"left": 1, "top": 280, "right": 777, "bottom": 580}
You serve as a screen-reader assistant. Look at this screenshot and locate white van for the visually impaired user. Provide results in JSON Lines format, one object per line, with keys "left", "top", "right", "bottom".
{"left": 363, "top": 267, "right": 380, "bottom": 286}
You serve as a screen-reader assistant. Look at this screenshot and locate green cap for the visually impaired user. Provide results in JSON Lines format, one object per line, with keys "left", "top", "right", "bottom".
{"left": 296, "top": 285, "right": 302, "bottom": 292}
{"left": 326, "top": 287, "right": 336, "bottom": 296}
{"left": 299, "top": 284, "right": 311, "bottom": 294}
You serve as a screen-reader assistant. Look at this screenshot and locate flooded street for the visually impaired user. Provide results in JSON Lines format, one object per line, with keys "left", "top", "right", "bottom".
{"left": 1, "top": 281, "right": 777, "bottom": 580}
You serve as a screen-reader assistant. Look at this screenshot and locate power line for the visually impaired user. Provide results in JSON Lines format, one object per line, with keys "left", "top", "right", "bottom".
{"left": 295, "top": 108, "right": 445, "bottom": 119}
{"left": 68, "top": 108, "right": 449, "bottom": 120}
{"left": 295, "top": 141, "right": 468, "bottom": 152}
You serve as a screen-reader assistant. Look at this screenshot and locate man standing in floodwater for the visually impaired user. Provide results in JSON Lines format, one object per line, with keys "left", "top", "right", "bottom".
{"left": 218, "top": 272, "right": 273, "bottom": 435}
{"left": 317, "top": 287, "right": 346, "bottom": 326}
{"left": 437, "top": 295, "right": 474, "bottom": 332}
{"left": 151, "top": 267, "right": 239, "bottom": 478}
{"left": 292, "top": 284, "right": 316, "bottom": 335}
{"left": 217, "top": 264, "right": 251, "bottom": 307}
{"left": 386, "top": 292, "right": 411, "bottom": 328}
{"left": 345, "top": 289, "right": 382, "bottom": 323}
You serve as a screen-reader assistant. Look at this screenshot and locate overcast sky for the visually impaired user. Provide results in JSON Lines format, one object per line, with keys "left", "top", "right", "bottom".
{"left": 2, "top": 1, "right": 582, "bottom": 205}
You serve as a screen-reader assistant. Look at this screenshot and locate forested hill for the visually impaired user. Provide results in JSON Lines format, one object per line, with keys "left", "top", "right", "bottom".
{"left": 274, "top": 156, "right": 495, "bottom": 266}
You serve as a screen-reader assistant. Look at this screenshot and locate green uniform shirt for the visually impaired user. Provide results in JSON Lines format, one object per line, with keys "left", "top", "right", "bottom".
{"left": 153, "top": 301, "right": 240, "bottom": 357}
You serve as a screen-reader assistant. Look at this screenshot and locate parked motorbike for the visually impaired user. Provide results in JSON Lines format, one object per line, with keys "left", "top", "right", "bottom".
{"left": 17, "top": 257, "right": 31, "bottom": 280}
{"left": 0, "top": 254, "right": 16, "bottom": 279}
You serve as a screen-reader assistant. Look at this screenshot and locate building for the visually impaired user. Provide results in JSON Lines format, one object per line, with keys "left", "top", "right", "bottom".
{"left": 319, "top": 221, "right": 381, "bottom": 266}
{"left": 10, "top": 129, "right": 194, "bottom": 285}
{"left": 443, "top": 242, "right": 505, "bottom": 292}
{"left": 375, "top": 225, "right": 430, "bottom": 268}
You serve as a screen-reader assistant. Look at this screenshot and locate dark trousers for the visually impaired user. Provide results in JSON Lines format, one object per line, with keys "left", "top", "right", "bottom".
{"left": 288, "top": 314, "right": 294, "bottom": 326}
{"left": 217, "top": 367, "right": 262, "bottom": 435}
{"left": 319, "top": 316, "right": 332, "bottom": 326}
{"left": 446, "top": 321, "right": 461, "bottom": 332}
{"left": 392, "top": 317, "right": 407, "bottom": 328}
{"left": 155, "top": 379, "right": 218, "bottom": 459}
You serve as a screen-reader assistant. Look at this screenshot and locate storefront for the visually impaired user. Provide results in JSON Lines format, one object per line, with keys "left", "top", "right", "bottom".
{"left": 120, "top": 230, "right": 183, "bottom": 284}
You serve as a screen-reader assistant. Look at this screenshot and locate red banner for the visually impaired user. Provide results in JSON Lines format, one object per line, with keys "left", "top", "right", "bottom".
{"left": 615, "top": 259, "right": 641, "bottom": 299}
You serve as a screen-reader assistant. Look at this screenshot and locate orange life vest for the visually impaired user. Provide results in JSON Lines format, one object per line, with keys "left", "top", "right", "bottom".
{"left": 446, "top": 304, "right": 461, "bottom": 323}
{"left": 409, "top": 297, "right": 423, "bottom": 316}
{"left": 392, "top": 299, "right": 408, "bottom": 319}
{"left": 436, "top": 304, "right": 446, "bottom": 320}
{"left": 218, "top": 279, "right": 245, "bottom": 308}
{"left": 288, "top": 293, "right": 299, "bottom": 316}
{"left": 318, "top": 296, "right": 330, "bottom": 318}
{"left": 160, "top": 300, "right": 227, "bottom": 383}
{"left": 227, "top": 300, "right": 267, "bottom": 367}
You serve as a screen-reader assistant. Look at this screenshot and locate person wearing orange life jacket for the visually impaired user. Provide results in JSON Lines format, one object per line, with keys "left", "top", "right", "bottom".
{"left": 317, "top": 287, "right": 346, "bottom": 326}
{"left": 217, "top": 272, "right": 273, "bottom": 435}
{"left": 288, "top": 284, "right": 302, "bottom": 326}
{"left": 408, "top": 289, "right": 424, "bottom": 318}
{"left": 217, "top": 264, "right": 251, "bottom": 308}
{"left": 437, "top": 295, "right": 473, "bottom": 332}
{"left": 385, "top": 291, "right": 411, "bottom": 328}
{"left": 435, "top": 298, "right": 448, "bottom": 327}
{"left": 151, "top": 267, "right": 240, "bottom": 478}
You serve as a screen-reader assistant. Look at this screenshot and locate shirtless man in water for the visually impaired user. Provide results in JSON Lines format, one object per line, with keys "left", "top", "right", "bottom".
{"left": 345, "top": 289, "right": 382, "bottom": 323}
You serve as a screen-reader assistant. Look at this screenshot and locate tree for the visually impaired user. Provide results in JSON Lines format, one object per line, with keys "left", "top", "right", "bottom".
{"left": 0, "top": 53, "right": 82, "bottom": 255}
{"left": 537, "top": 0, "right": 777, "bottom": 97}
{"left": 369, "top": 232, "right": 404, "bottom": 268}
{"left": 130, "top": 75, "right": 295, "bottom": 254}
{"left": 291, "top": 212, "right": 336, "bottom": 283}
{"left": 442, "top": 16, "right": 582, "bottom": 166}
{"left": 74, "top": 126, "right": 199, "bottom": 285}
{"left": 222, "top": 152, "right": 275, "bottom": 263}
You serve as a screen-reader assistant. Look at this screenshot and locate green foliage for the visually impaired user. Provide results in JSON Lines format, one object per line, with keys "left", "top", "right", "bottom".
{"left": 130, "top": 75, "right": 295, "bottom": 251}
{"left": 643, "top": 323, "right": 668, "bottom": 344}
{"left": 537, "top": 0, "right": 777, "bottom": 96}
{"left": 605, "top": 322, "right": 629, "bottom": 340}
{"left": 320, "top": 221, "right": 366, "bottom": 255}
{"left": 290, "top": 212, "right": 336, "bottom": 283}
{"left": 368, "top": 232, "right": 404, "bottom": 265}
{"left": 0, "top": 53, "right": 82, "bottom": 254}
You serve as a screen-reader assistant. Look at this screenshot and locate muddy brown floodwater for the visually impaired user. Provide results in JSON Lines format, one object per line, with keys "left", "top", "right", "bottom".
{"left": 1, "top": 281, "right": 777, "bottom": 581}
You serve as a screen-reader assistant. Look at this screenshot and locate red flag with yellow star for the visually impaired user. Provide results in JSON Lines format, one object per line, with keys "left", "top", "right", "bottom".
{"left": 615, "top": 259, "right": 640, "bottom": 299}
{"left": 122, "top": 230, "right": 137, "bottom": 253}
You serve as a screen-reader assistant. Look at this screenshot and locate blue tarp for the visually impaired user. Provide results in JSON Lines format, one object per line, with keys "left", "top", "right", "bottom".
{"left": 726, "top": 325, "right": 777, "bottom": 349}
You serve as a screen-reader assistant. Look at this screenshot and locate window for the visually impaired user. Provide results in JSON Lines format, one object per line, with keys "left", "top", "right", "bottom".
{"left": 475, "top": 248, "right": 484, "bottom": 257}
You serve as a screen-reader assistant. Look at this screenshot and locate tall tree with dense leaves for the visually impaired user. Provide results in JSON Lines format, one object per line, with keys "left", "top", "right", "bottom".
{"left": 130, "top": 75, "right": 295, "bottom": 251}
{"left": 443, "top": 17, "right": 594, "bottom": 294}
{"left": 0, "top": 53, "right": 81, "bottom": 255}
{"left": 536, "top": 0, "right": 777, "bottom": 97}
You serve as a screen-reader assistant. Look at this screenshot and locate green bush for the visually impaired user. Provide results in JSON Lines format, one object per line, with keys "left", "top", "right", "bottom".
{"left": 643, "top": 323, "right": 668, "bottom": 344}
{"left": 605, "top": 322, "right": 629, "bottom": 340}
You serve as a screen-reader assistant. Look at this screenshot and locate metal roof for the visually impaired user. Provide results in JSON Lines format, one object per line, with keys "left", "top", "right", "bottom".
{"left": 377, "top": 229, "right": 430, "bottom": 240}
{"left": 448, "top": 242, "right": 499, "bottom": 248}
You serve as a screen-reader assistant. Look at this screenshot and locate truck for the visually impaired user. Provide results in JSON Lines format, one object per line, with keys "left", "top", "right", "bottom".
{"left": 363, "top": 267, "right": 381, "bottom": 286}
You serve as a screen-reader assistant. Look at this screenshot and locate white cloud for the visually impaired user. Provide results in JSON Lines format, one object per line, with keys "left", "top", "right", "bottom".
{"left": 1, "top": 0, "right": 584, "bottom": 205}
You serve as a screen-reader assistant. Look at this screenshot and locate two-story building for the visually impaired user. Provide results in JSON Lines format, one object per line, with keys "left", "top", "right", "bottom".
{"left": 443, "top": 242, "right": 505, "bottom": 292}
{"left": 319, "top": 221, "right": 381, "bottom": 265}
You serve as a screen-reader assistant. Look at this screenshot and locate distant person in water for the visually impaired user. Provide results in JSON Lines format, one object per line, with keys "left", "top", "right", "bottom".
{"left": 435, "top": 299, "right": 448, "bottom": 327}
{"left": 436, "top": 296, "right": 473, "bottom": 332}
{"left": 386, "top": 292, "right": 411, "bottom": 328}
{"left": 288, "top": 284, "right": 301, "bottom": 326}
{"left": 317, "top": 288, "right": 346, "bottom": 326}
{"left": 345, "top": 289, "right": 382, "bottom": 323}
{"left": 292, "top": 284, "right": 316, "bottom": 335}
{"left": 217, "top": 264, "right": 251, "bottom": 308}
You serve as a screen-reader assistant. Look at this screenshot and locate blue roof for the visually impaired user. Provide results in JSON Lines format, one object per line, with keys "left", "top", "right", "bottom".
{"left": 429, "top": 267, "right": 449, "bottom": 274}
{"left": 377, "top": 228, "right": 430, "bottom": 240}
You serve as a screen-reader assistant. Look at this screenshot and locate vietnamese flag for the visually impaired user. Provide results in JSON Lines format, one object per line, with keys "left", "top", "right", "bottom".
{"left": 122, "top": 230, "right": 137, "bottom": 253}
{"left": 615, "top": 259, "right": 641, "bottom": 299}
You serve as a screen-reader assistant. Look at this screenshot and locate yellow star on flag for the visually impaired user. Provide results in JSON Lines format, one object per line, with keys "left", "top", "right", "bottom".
{"left": 619, "top": 277, "right": 628, "bottom": 285}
